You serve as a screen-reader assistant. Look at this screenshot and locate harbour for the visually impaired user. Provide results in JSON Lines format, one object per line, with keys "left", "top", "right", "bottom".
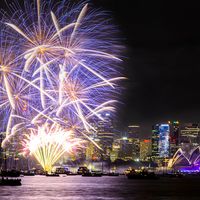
{"left": 1, "top": 176, "right": 200, "bottom": 200}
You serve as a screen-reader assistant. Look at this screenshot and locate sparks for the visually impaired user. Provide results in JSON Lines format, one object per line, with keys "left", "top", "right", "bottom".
{"left": 0, "top": 0, "right": 124, "bottom": 170}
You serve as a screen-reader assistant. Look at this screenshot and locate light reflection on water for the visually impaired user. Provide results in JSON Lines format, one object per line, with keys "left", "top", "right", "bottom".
{"left": 0, "top": 176, "right": 200, "bottom": 200}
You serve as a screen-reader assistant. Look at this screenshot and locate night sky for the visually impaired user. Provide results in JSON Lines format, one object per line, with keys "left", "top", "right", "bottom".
{"left": 1, "top": 0, "right": 200, "bottom": 137}
{"left": 93, "top": 0, "right": 200, "bottom": 137}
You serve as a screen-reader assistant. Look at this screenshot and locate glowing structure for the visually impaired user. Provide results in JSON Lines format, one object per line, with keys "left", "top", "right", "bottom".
{"left": 23, "top": 123, "right": 83, "bottom": 172}
{"left": 0, "top": 0, "right": 124, "bottom": 171}
{"left": 168, "top": 146, "right": 200, "bottom": 170}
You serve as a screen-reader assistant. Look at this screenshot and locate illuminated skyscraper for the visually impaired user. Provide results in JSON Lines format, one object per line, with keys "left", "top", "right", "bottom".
{"left": 96, "top": 112, "right": 115, "bottom": 153}
{"left": 152, "top": 124, "right": 170, "bottom": 158}
{"left": 180, "top": 123, "right": 200, "bottom": 148}
{"left": 140, "top": 139, "right": 152, "bottom": 161}
{"left": 118, "top": 137, "right": 133, "bottom": 161}
{"left": 159, "top": 124, "right": 170, "bottom": 158}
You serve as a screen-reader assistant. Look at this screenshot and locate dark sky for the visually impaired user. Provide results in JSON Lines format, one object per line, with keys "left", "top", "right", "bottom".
{"left": 93, "top": 0, "right": 200, "bottom": 137}
{"left": 1, "top": 0, "right": 200, "bottom": 137}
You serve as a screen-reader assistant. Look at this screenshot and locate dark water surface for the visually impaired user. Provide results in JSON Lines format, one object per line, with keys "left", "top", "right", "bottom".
{"left": 0, "top": 175, "right": 200, "bottom": 200}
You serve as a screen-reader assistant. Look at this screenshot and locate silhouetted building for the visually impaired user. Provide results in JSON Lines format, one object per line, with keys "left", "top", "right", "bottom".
{"left": 169, "top": 121, "right": 180, "bottom": 157}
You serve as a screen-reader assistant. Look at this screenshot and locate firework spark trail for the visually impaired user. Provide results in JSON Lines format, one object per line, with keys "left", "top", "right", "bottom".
{"left": 0, "top": 0, "right": 124, "bottom": 171}
{"left": 22, "top": 123, "right": 84, "bottom": 173}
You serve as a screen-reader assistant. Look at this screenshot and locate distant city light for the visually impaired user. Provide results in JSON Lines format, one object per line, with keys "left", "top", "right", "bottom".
{"left": 128, "top": 125, "right": 140, "bottom": 128}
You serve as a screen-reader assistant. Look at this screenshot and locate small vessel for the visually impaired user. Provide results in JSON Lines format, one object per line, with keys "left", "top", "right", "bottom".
{"left": 77, "top": 166, "right": 89, "bottom": 175}
{"left": 55, "top": 167, "right": 71, "bottom": 175}
{"left": 126, "top": 169, "right": 159, "bottom": 180}
{"left": 82, "top": 171, "right": 102, "bottom": 177}
{"left": 22, "top": 171, "right": 35, "bottom": 176}
{"left": 46, "top": 173, "right": 59, "bottom": 177}
{"left": 67, "top": 172, "right": 78, "bottom": 176}
{"left": 0, "top": 177, "right": 21, "bottom": 186}
{"left": 108, "top": 172, "right": 119, "bottom": 176}
{"left": 161, "top": 172, "right": 183, "bottom": 178}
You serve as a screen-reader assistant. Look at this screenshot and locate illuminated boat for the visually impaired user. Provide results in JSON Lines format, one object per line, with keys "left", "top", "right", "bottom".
{"left": 46, "top": 173, "right": 59, "bottom": 177}
{"left": 82, "top": 171, "right": 102, "bottom": 177}
{"left": 126, "top": 169, "right": 158, "bottom": 180}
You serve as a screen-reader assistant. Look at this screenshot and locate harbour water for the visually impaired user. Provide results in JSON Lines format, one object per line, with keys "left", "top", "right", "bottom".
{"left": 0, "top": 175, "right": 200, "bottom": 200}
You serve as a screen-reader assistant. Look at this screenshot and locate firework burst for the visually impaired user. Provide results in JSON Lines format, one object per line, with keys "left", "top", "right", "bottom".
{"left": 22, "top": 123, "right": 84, "bottom": 173}
{"left": 0, "top": 0, "right": 124, "bottom": 171}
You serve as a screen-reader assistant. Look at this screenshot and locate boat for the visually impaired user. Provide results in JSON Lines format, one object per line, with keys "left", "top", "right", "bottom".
{"left": 22, "top": 171, "right": 35, "bottom": 176}
{"left": 67, "top": 172, "right": 78, "bottom": 176}
{"left": 0, "top": 178, "right": 21, "bottom": 186}
{"left": 77, "top": 166, "right": 89, "bottom": 175}
{"left": 82, "top": 171, "right": 102, "bottom": 177}
{"left": 160, "top": 172, "right": 183, "bottom": 178}
{"left": 46, "top": 173, "right": 59, "bottom": 177}
{"left": 108, "top": 172, "right": 119, "bottom": 176}
{"left": 126, "top": 169, "right": 159, "bottom": 180}
{"left": 55, "top": 167, "right": 71, "bottom": 175}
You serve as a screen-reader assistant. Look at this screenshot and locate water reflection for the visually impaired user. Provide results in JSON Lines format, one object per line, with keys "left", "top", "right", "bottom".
{"left": 0, "top": 176, "right": 200, "bottom": 200}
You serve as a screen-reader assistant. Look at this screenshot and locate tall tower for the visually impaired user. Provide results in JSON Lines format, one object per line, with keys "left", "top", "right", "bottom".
{"left": 140, "top": 139, "right": 152, "bottom": 161}
{"left": 151, "top": 124, "right": 160, "bottom": 159}
{"left": 151, "top": 123, "right": 170, "bottom": 159}
{"left": 96, "top": 112, "right": 115, "bottom": 155}
{"left": 169, "top": 121, "right": 180, "bottom": 157}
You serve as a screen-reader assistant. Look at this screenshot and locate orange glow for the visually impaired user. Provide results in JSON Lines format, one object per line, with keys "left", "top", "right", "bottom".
{"left": 38, "top": 47, "right": 47, "bottom": 55}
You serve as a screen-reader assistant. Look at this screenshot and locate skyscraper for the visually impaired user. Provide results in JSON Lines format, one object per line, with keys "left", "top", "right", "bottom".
{"left": 180, "top": 123, "right": 200, "bottom": 148}
{"left": 159, "top": 124, "right": 170, "bottom": 158}
{"left": 152, "top": 124, "right": 170, "bottom": 159}
{"left": 95, "top": 112, "right": 115, "bottom": 155}
{"left": 169, "top": 121, "right": 180, "bottom": 157}
{"left": 151, "top": 124, "right": 160, "bottom": 159}
{"left": 140, "top": 139, "right": 152, "bottom": 161}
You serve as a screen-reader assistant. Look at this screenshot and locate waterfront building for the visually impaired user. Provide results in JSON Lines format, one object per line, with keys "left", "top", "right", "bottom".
{"left": 168, "top": 146, "right": 200, "bottom": 172}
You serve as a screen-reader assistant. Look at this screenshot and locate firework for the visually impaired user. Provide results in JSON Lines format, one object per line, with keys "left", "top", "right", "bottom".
{"left": 23, "top": 123, "right": 84, "bottom": 173}
{"left": 0, "top": 0, "right": 124, "bottom": 171}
